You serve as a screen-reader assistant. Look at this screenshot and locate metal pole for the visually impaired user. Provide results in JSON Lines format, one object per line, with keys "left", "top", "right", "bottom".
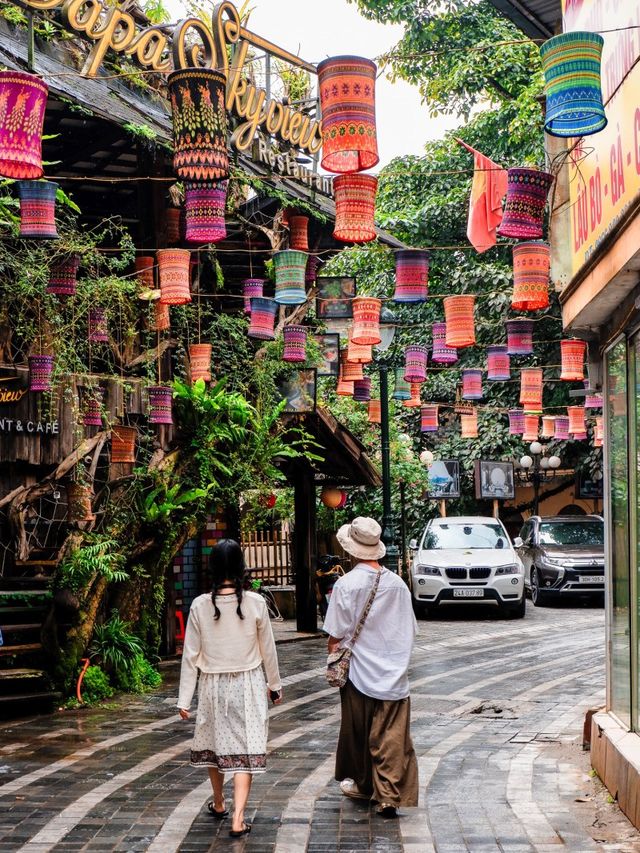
{"left": 533, "top": 458, "right": 540, "bottom": 515}
{"left": 379, "top": 365, "right": 399, "bottom": 571}
{"left": 399, "top": 479, "right": 408, "bottom": 581}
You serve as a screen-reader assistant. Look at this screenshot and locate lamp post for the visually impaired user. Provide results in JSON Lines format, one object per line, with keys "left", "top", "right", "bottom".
{"left": 519, "top": 442, "right": 561, "bottom": 515}
{"left": 376, "top": 307, "right": 400, "bottom": 572}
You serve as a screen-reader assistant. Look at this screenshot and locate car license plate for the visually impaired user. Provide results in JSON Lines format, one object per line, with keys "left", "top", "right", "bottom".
{"left": 453, "top": 588, "right": 484, "bottom": 598}
{"left": 578, "top": 575, "right": 602, "bottom": 584}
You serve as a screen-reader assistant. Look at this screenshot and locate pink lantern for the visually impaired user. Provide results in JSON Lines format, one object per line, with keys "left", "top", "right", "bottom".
{"left": 584, "top": 379, "right": 603, "bottom": 409}
{"left": 17, "top": 180, "right": 58, "bottom": 239}
{"left": 184, "top": 180, "right": 227, "bottom": 244}
{"left": 394, "top": 249, "right": 429, "bottom": 303}
{"left": 148, "top": 385, "right": 173, "bottom": 425}
{"left": 554, "top": 416, "right": 570, "bottom": 440}
{"left": 351, "top": 297, "right": 381, "bottom": 346}
{"left": 248, "top": 297, "right": 277, "bottom": 341}
{"left": 486, "top": 345, "right": 510, "bottom": 381}
{"left": 508, "top": 409, "right": 525, "bottom": 435}
{"left": 462, "top": 369, "right": 483, "bottom": 400}
{"left": 404, "top": 345, "right": 428, "bottom": 383}
{"left": 0, "top": 71, "right": 48, "bottom": 179}
{"left": 158, "top": 248, "right": 191, "bottom": 305}
{"left": 560, "top": 339, "right": 587, "bottom": 381}
{"left": 243, "top": 278, "right": 264, "bottom": 313}
{"left": 431, "top": 322, "right": 457, "bottom": 364}
{"left": 28, "top": 354, "right": 53, "bottom": 392}
{"left": 283, "top": 325, "right": 307, "bottom": 363}
{"left": 506, "top": 319, "right": 534, "bottom": 356}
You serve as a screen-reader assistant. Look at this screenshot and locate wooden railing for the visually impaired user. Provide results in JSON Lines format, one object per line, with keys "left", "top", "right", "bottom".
{"left": 242, "top": 527, "right": 293, "bottom": 585}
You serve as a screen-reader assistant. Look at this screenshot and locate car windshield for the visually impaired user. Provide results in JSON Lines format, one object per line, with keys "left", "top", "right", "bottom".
{"left": 423, "top": 523, "right": 508, "bottom": 550}
{"left": 538, "top": 521, "right": 603, "bottom": 546}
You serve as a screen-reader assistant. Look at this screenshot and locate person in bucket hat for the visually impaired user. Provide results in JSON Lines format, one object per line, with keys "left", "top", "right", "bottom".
{"left": 324, "top": 517, "right": 418, "bottom": 818}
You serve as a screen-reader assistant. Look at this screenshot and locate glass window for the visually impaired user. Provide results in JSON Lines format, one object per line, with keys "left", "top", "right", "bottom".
{"left": 538, "top": 521, "right": 604, "bottom": 546}
{"left": 424, "top": 523, "right": 508, "bottom": 550}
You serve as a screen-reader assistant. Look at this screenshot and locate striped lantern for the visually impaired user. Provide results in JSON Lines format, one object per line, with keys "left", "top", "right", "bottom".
{"left": 554, "top": 416, "right": 570, "bottom": 440}
{"left": 573, "top": 431, "right": 588, "bottom": 441}
{"left": 368, "top": 398, "right": 381, "bottom": 424}
{"left": 421, "top": 405, "right": 439, "bottom": 433}
{"left": 273, "top": 249, "right": 308, "bottom": 305}
{"left": 462, "top": 369, "right": 483, "bottom": 400}
{"left": 506, "top": 319, "right": 534, "bottom": 355}
{"left": 512, "top": 242, "right": 550, "bottom": 311}
{"left": 541, "top": 416, "right": 556, "bottom": 438}
{"left": 283, "top": 325, "right": 307, "bottom": 363}
{"left": 289, "top": 215, "right": 309, "bottom": 251}
{"left": 317, "top": 55, "right": 378, "bottom": 173}
{"left": 404, "top": 344, "right": 428, "bottom": 383}
{"left": 519, "top": 368, "right": 543, "bottom": 412}
{"left": 353, "top": 377, "right": 372, "bottom": 403}
{"left": 0, "top": 71, "right": 48, "bottom": 179}
{"left": 28, "top": 354, "right": 53, "bottom": 392}
{"left": 66, "top": 483, "right": 95, "bottom": 524}
{"left": 305, "top": 255, "right": 321, "bottom": 286}
{"left": 164, "top": 207, "right": 182, "bottom": 245}
{"left": 189, "top": 343, "right": 212, "bottom": 382}
{"left": 347, "top": 328, "right": 373, "bottom": 364}
{"left": 17, "top": 180, "right": 58, "bottom": 239}
{"left": 88, "top": 308, "right": 108, "bottom": 343}
{"left": 560, "top": 339, "right": 587, "bottom": 381}
{"left": 540, "top": 32, "right": 606, "bottom": 138}
{"left": 444, "top": 295, "right": 475, "bottom": 348}
{"left": 111, "top": 425, "right": 137, "bottom": 464}
{"left": 508, "top": 409, "right": 525, "bottom": 435}
{"left": 393, "top": 249, "right": 429, "bottom": 303}
{"left": 333, "top": 174, "right": 378, "bottom": 243}
{"left": 431, "top": 322, "right": 457, "bottom": 364}
{"left": 594, "top": 415, "right": 604, "bottom": 447}
{"left": 148, "top": 385, "right": 173, "bottom": 425}
{"left": 393, "top": 367, "right": 411, "bottom": 401}
{"left": 567, "top": 406, "right": 586, "bottom": 435}
{"left": 184, "top": 180, "right": 227, "bottom": 244}
{"left": 460, "top": 410, "right": 478, "bottom": 439}
{"left": 135, "top": 256, "right": 155, "bottom": 293}
{"left": 47, "top": 254, "right": 80, "bottom": 296}
{"left": 336, "top": 365, "right": 355, "bottom": 397}
{"left": 242, "top": 278, "right": 264, "bottom": 313}
{"left": 486, "top": 345, "right": 510, "bottom": 381}
{"left": 341, "top": 350, "right": 364, "bottom": 382}
{"left": 152, "top": 301, "right": 171, "bottom": 333}
{"left": 497, "top": 168, "right": 554, "bottom": 240}
{"left": 248, "top": 297, "right": 277, "bottom": 340}
{"left": 82, "top": 386, "right": 104, "bottom": 427}
{"left": 403, "top": 382, "right": 422, "bottom": 408}
{"left": 584, "top": 380, "right": 603, "bottom": 409}
{"left": 351, "top": 296, "right": 381, "bottom": 346}
{"left": 523, "top": 415, "right": 539, "bottom": 442}
{"left": 158, "top": 248, "right": 191, "bottom": 305}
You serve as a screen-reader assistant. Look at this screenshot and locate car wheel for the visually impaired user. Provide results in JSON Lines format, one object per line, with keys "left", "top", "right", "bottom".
{"left": 530, "top": 568, "right": 549, "bottom": 607}
{"left": 503, "top": 595, "right": 526, "bottom": 619}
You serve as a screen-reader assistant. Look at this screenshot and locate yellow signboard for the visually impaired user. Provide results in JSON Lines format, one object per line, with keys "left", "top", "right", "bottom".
{"left": 563, "top": 0, "right": 640, "bottom": 278}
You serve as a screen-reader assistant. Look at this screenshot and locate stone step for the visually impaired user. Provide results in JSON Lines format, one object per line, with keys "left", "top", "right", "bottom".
{"left": 0, "top": 690, "right": 60, "bottom": 705}
{"left": 0, "top": 642, "right": 43, "bottom": 657}
{"left": 0, "top": 667, "right": 47, "bottom": 680}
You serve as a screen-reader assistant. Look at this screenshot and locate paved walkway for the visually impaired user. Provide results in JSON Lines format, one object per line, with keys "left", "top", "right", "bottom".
{"left": 1, "top": 602, "right": 639, "bottom": 852}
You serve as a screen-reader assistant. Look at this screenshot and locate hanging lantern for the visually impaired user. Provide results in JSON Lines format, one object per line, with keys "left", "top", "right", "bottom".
{"left": 462, "top": 369, "right": 483, "bottom": 400}
{"left": 444, "top": 295, "right": 475, "bottom": 348}
{"left": 573, "top": 430, "right": 588, "bottom": 441}
{"left": 594, "top": 415, "right": 604, "bottom": 447}
{"left": 403, "top": 382, "right": 422, "bottom": 408}
{"left": 520, "top": 368, "right": 543, "bottom": 412}
{"left": 353, "top": 377, "right": 371, "bottom": 403}
{"left": 368, "top": 398, "right": 381, "bottom": 423}
{"left": 167, "top": 67, "right": 229, "bottom": 181}
{"left": 540, "top": 32, "right": 606, "bottom": 138}
{"left": 333, "top": 174, "right": 378, "bottom": 243}
{"left": 164, "top": 207, "right": 182, "bottom": 245}
{"left": 508, "top": 409, "right": 525, "bottom": 435}
{"left": 305, "top": 255, "right": 321, "bottom": 286}
{"left": 512, "top": 242, "right": 550, "bottom": 311}
{"left": 28, "top": 354, "right": 53, "bottom": 392}
{"left": 82, "top": 385, "right": 104, "bottom": 427}
{"left": 282, "top": 325, "right": 307, "bottom": 363}
{"left": 421, "top": 405, "right": 439, "bottom": 433}
{"left": 248, "top": 297, "right": 277, "bottom": 340}
{"left": 394, "top": 249, "right": 430, "bottom": 303}
{"left": 497, "top": 168, "right": 554, "bottom": 240}
{"left": 404, "top": 345, "right": 428, "bottom": 383}
{"left": 554, "top": 415, "right": 570, "bottom": 440}
{"left": 321, "top": 487, "right": 345, "bottom": 509}
{"left": 541, "top": 416, "right": 556, "bottom": 438}
{"left": 158, "top": 248, "right": 191, "bottom": 305}
{"left": 184, "top": 180, "right": 227, "bottom": 245}
{"left": 148, "top": 385, "right": 173, "bottom": 425}
{"left": 66, "top": 483, "right": 95, "bottom": 524}
{"left": 342, "top": 350, "right": 364, "bottom": 382}
{"left": 560, "top": 339, "right": 587, "bottom": 381}
{"left": 336, "top": 366, "right": 355, "bottom": 397}
{"left": 351, "top": 296, "right": 381, "bottom": 346}
{"left": 273, "top": 249, "right": 308, "bottom": 305}
{"left": 17, "top": 180, "right": 58, "bottom": 239}
{"left": 189, "top": 343, "right": 212, "bottom": 382}
{"left": 242, "top": 278, "right": 264, "bottom": 313}
{"left": 135, "top": 256, "right": 155, "bottom": 294}
{"left": 88, "top": 308, "right": 108, "bottom": 343}
{"left": 584, "top": 380, "right": 603, "bottom": 409}
{"left": 0, "top": 71, "right": 48, "bottom": 179}
{"left": 506, "top": 319, "right": 534, "bottom": 355}
{"left": 460, "top": 410, "right": 478, "bottom": 439}
{"left": 486, "top": 345, "right": 510, "bottom": 381}
{"left": 111, "top": 425, "right": 137, "bottom": 464}
{"left": 151, "top": 300, "right": 171, "bottom": 333}
{"left": 47, "top": 254, "right": 80, "bottom": 296}
{"left": 431, "top": 322, "right": 458, "bottom": 364}
{"left": 392, "top": 368, "right": 411, "bottom": 401}
{"left": 523, "top": 415, "right": 539, "bottom": 442}
{"left": 317, "top": 55, "right": 378, "bottom": 173}
{"left": 347, "top": 328, "right": 373, "bottom": 364}
{"left": 289, "top": 215, "right": 309, "bottom": 251}
{"left": 567, "top": 406, "right": 586, "bottom": 435}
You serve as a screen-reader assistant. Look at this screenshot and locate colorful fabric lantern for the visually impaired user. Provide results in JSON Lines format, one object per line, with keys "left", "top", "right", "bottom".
{"left": 167, "top": 67, "right": 229, "bottom": 181}
{"left": 341, "top": 349, "right": 364, "bottom": 382}
{"left": 242, "top": 278, "right": 264, "bottom": 313}
{"left": 336, "top": 367, "right": 355, "bottom": 397}
{"left": 353, "top": 377, "right": 372, "bottom": 403}
{"left": 506, "top": 319, "right": 534, "bottom": 355}
{"left": 540, "top": 32, "right": 606, "bottom": 138}
{"left": 347, "top": 329, "right": 373, "bottom": 364}
{"left": 47, "top": 254, "right": 80, "bottom": 296}
{"left": 573, "top": 430, "right": 588, "bottom": 441}
{"left": 135, "top": 256, "right": 155, "bottom": 294}
{"left": 523, "top": 415, "right": 539, "bottom": 442}
{"left": 273, "top": 249, "right": 308, "bottom": 305}
{"left": 184, "top": 180, "right": 227, "bottom": 244}
{"left": 88, "top": 308, "right": 108, "bottom": 343}
{"left": 248, "top": 297, "right": 277, "bottom": 340}
{"left": 152, "top": 301, "right": 171, "bottom": 333}
{"left": 462, "top": 369, "right": 483, "bottom": 400}
{"left": 189, "top": 343, "right": 212, "bottom": 382}
{"left": 305, "top": 255, "right": 321, "bottom": 286}
{"left": 460, "top": 410, "right": 478, "bottom": 438}
{"left": 111, "top": 425, "right": 137, "bottom": 464}
{"left": 0, "top": 71, "right": 48, "bottom": 179}
{"left": 289, "top": 215, "right": 309, "bottom": 251}
{"left": 560, "top": 339, "right": 587, "bottom": 381}
{"left": 317, "top": 55, "right": 378, "bottom": 173}
{"left": 368, "top": 398, "right": 381, "bottom": 423}
{"left": 431, "top": 322, "right": 458, "bottom": 364}
{"left": 584, "top": 380, "right": 603, "bottom": 409}
{"left": 520, "top": 368, "right": 543, "bottom": 412}
{"left": 164, "top": 207, "right": 182, "bottom": 245}
{"left": 28, "top": 354, "right": 53, "bottom": 392}
{"left": 283, "top": 325, "right": 307, "bottom": 363}
{"left": 17, "top": 180, "right": 58, "bottom": 239}
{"left": 421, "top": 405, "right": 439, "bottom": 433}
{"left": 568, "top": 406, "right": 586, "bottom": 435}
{"left": 404, "top": 344, "right": 428, "bottom": 383}
{"left": 554, "top": 416, "right": 570, "bottom": 440}
{"left": 333, "top": 174, "right": 378, "bottom": 243}
{"left": 393, "top": 367, "right": 411, "bottom": 401}
{"left": 486, "top": 345, "right": 510, "bottom": 381}
{"left": 594, "top": 415, "right": 604, "bottom": 447}
{"left": 82, "top": 386, "right": 104, "bottom": 427}
{"left": 497, "top": 168, "right": 554, "bottom": 240}
{"left": 394, "top": 250, "right": 430, "bottom": 303}
{"left": 158, "top": 248, "right": 191, "bottom": 305}
{"left": 148, "top": 385, "right": 173, "bottom": 425}
{"left": 444, "top": 295, "right": 475, "bottom": 348}
{"left": 351, "top": 296, "right": 381, "bottom": 345}
{"left": 512, "top": 242, "right": 550, "bottom": 311}
{"left": 66, "top": 483, "right": 95, "bottom": 524}
{"left": 508, "top": 409, "right": 525, "bottom": 435}
{"left": 542, "top": 416, "right": 556, "bottom": 438}
{"left": 403, "top": 383, "right": 422, "bottom": 408}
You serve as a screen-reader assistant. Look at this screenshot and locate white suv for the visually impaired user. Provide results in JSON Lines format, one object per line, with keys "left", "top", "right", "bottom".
{"left": 410, "top": 516, "right": 526, "bottom": 618}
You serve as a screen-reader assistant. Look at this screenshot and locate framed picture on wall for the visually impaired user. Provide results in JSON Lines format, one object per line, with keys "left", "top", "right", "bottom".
{"left": 575, "top": 470, "right": 604, "bottom": 499}
{"left": 315, "top": 333, "right": 341, "bottom": 377}
{"left": 277, "top": 369, "right": 317, "bottom": 413}
{"left": 426, "top": 460, "right": 461, "bottom": 499}
{"left": 316, "top": 276, "right": 356, "bottom": 319}
{"left": 475, "top": 461, "right": 516, "bottom": 500}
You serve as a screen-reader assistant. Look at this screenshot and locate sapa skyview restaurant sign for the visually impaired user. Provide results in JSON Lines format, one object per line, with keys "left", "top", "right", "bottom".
{"left": 15, "top": 0, "right": 323, "bottom": 155}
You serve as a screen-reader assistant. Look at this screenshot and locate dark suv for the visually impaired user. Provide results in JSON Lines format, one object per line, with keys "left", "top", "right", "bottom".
{"left": 515, "top": 515, "right": 604, "bottom": 606}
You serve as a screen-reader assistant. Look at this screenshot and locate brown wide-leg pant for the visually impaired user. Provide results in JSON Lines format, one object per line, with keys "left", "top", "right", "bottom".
{"left": 335, "top": 680, "right": 418, "bottom": 807}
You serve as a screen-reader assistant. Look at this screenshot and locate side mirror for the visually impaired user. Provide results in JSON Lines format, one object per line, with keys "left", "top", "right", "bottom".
{"left": 513, "top": 537, "right": 523, "bottom": 548}
{"left": 409, "top": 538, "right": 418, "bottom": 551}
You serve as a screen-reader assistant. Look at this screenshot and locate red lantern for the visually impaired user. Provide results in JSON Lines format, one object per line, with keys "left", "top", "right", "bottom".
{"left": 336, "top": 368, "right": 355, "bottom": 397}
{"left": 567, "top": 406, "right": 586, "bottom": 435}
{"left": 523, "top": 415, "right": 539, "bottom": 442}
{"left": 444, "top": 295, "right": 475, "bottom": 348}
{"left": 164, "top": 206, "right": 182, "bottom": 245}
{"left": 421, "top": 405, "right": 439, "bottom": 433}
{"left": 462, "top": 369, "right": 483, "bottom": 401}
{"left": 248, "top": 297, "right": 277, "bottom": 341}
{"left": 461, "top": 410, "right": 478, "bottom": 438}
{"left": 368, "top": 399, "right": 381, "bottom": 423}
{"left": 403, "top": 382, "right": 422, "bottom": 408}
{"left": 0, "top": 71, "right": 48, "bottom": 179}
{"left": 190, "top": 343, "right": 212, "bottom": 382}
{"left": 560, "top": 339, "right": 587, "bottom": 381}
{"left": 519, "top": 368, "right": 543, "bottom": 412}
{"left": 289, "top": 215, "right": 309, "bottom": 251}
{"left": 333, "top": 174, "right": 378, "bottom": 243}
{"left": 135, "top": 256, "right": 155, "bottom": 294}
{"left": 351, "top": 297, "right": 381, "bottom": 346}
{"left": 512, "top": 242, "right": 550, "bottom": 311}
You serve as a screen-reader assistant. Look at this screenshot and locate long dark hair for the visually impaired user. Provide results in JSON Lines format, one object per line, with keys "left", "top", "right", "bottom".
{"left": 210, "top": 538, "right": 245, "bottom": 620}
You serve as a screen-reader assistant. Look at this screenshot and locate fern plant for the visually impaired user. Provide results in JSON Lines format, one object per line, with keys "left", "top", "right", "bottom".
{"left": 59, "top": 536, "right": 128, "bottom": 593}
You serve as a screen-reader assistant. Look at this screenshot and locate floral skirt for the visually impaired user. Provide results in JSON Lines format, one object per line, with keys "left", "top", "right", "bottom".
{"left": 190, "top": 665, "right": 269, "bottom": 774}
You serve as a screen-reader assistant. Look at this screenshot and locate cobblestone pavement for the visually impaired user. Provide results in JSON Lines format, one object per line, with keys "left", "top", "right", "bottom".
{"left": 1, "top": 601, "right": 639, "bottom": 852}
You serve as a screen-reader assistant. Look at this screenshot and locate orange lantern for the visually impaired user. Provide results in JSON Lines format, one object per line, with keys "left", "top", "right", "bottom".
{"left": 403, "top": 382, "right": 422, "bottom": 408}
{"left": 594, "top": 415, "right": 604, "bottom": 447}
{"left": 289, "top": 215, "right": 309, "bottom": 251}
{"left": 135, "top": 256, "right": 155, "bottom": 293}
{"left": 520, "top": 368, "right": 543, "bottom": 412}
{"left": 460, "top": 410, "right": 478, "bottom": 438}
{"left": 336, "top": 372, "right": 355, "bottom": 396}
{"left": 541, "top": 416, "right": 555, "bottom": 438}
{"left": 368, "top": 399, "right": 381, "bottom": 423}
{"left": 560, "top": 339, "right": 587, "bottom": 381}
{"left": 568, "top": 406, "right": 586, "bottom": 435}
{"left": 151, "top": 300, "right": 170, "bottom": 332}
{"left": 158, "top": 248, "right": 191, "bottom": 305}
{"left": 341, "top": 349, "right": 364, "bottom": 382}
{"left": 321, "top": 487, "right": 346, "bottom": 508}
{"left": 347, "top": 328, "right": 373, "bottom": 364}
{"left": 512, "top": 242, "right": 550, "bottom": 311}
{"left": 333, "top": 174, "right": 378, "bottom": 243}
{"left": 164, "top": 207, "right": 182, "bottom": 245}
{"left": 444, "top": 295, "right": 475, "bottom": 348}
{"left": 190, "top": 343, "right": 212, "bottom": 382}
{"left": 351, "top": 297, "right": 381, "bottom": 346}
{"left": 421, "top": 405, "right": 439, "bottom": 433}
{"left": 523, "top": 415, "right": 539, "bottom": 442}
{"left": 111, "top": 425, "right": 137, "bottom": 464}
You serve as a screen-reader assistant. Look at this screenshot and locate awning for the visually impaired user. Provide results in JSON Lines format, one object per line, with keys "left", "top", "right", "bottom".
{"left": 487, "top": 0, "right": 561, "bottom": 40}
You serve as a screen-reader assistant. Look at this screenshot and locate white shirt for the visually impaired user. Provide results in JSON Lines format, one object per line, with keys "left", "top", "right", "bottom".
{"left": 323, "top": 563, "right": 417, "bottom": 701}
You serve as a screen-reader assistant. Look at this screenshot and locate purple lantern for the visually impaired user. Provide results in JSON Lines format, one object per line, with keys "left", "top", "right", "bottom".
{"left": 82, "top": 386, "right": 104, "bottom": 427}
{"left": 283, "top": 325, "right": 307, "bottom": 363}
{"left": 505, "top": 319, "right": 534, "bottom": 356}
{"left": 508, "top": 409, "right": 525, "bottom": 435}
{"left": 88, "top": 308, "right": 108, "bottom": 343}
{"left": 583, "top": 380, "right": 603, "bottom": 409}
{"left": 47, "top": 254, "right": 80, "bottom": 296}
{"left": 554, "top": 416, "right": 570, "bottom": 440}
{"left": 243, "top": 278, "right": 265, "bottom": 313}
{"left": 353, "top": 377, "right": 372, "bottom": 403}
{"left": 184, "top": 180, "right": 227, "bottom": 244}
{"left": 28, "top": 354, "right": 53, "bottom": 392}
{"left": 148, "top": 385, "right": 173, "bottom": 425}
{"left": 404, "top": 345, "right": 428, "bottom": 383}
{"left": 394, "top": 249, "right": 429, "bottom": 303}
{"left": 486, "top": 345, "right": 510, "bottom": 381}
{"left": 462, "top": 369, "right": 483, "bottom": 400}
{"left": 0, "top": 71, "right": 48, "bottom": 179}
{"left": 431, "top": 322, "right": 457, "bottom": 364}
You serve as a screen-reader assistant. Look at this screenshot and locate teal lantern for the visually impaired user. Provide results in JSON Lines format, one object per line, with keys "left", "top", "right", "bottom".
{"left": 392, "top": 367, "right": 411, "bottom": 401}
{"left": 273, "top": 250, "right": 308, "bottom": 305}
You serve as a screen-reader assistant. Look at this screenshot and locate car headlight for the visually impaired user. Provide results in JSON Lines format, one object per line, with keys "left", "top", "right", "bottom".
{"left": 495, "top": 564, "right": 520, "bottom": 575}
{"left": 541, "top": 556, "right": 565, "bottom": 567}
{"left": 416, "top": 565, "right": 442, "bottom": 576}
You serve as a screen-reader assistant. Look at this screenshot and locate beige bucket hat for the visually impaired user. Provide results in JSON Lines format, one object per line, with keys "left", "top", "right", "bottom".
{"left": 336, "top": 516, "right": 386, "bottom": 561}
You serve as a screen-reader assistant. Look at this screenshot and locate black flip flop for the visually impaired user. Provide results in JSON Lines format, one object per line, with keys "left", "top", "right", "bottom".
{"left": 229, "top": 822, "right": 252, "bottom": 838}
{"left": 207, "top": 801, "right": 228, "bottom": 819}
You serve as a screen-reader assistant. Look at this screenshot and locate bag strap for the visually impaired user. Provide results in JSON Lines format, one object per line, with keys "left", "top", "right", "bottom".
{"left": 351, "top": 568, "right": 382, "bottom": 646}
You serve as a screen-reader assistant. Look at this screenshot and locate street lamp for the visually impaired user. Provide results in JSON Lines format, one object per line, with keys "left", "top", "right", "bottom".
{"left": 375, "top": 307, "right": 400, "bottom": 571}
{"left": 518, "top": 442, "right": 562, "bottom": 515}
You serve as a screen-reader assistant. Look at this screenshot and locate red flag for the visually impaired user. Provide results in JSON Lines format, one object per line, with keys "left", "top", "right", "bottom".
{"left": 455, "top": 138, "right": 508, "bottom": 253}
